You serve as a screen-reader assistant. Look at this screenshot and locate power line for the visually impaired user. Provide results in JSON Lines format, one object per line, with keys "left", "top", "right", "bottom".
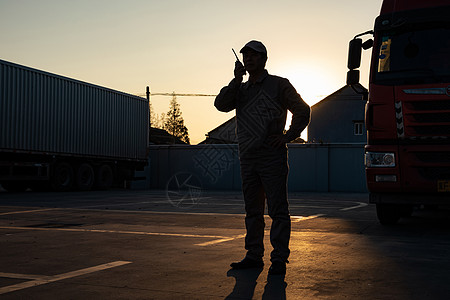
{"left": 136, "top": 92, "right": 216, "bottom": 98}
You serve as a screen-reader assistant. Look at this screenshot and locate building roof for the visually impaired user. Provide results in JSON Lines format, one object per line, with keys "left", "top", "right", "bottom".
{"left": 312, "top": 83, "right": 367, "bottom": 109}
{"left": 207, "top": 117, "right": 235, "bottom": 137}
{"left": 149, "top": 127, "right": 187, "bottom": 145}
{"left": 200, "top": 117, "right": 237, "bottom": 144}
{"left": 201, "top": 116, "right": 306, "bottom": 144}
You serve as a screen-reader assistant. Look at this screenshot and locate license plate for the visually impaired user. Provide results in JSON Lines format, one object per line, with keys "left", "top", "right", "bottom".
{"left": 438, "top": 180, "right": 450, "bottom": 192}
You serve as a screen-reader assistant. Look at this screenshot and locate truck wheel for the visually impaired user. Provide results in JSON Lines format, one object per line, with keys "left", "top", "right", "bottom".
{"left": 76, "top": 163, "right": 95, "bottom": 191}
{"left": 95, "top": 164, "right": 113, "bottom": 190}
{"left": 51, "top": 162, "right": 74, "bottom": 192}
{"left": 376, "top": 203, "right": 401, "bottom": 225}
{"left": 0, "top": 181, "right": 28, "bottom": 192}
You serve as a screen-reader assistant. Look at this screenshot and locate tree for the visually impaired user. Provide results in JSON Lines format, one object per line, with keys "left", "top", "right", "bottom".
{"left": 148, "top": 101, "right": 166, "bottom": 129}
{"left": 155, "top": 112, "right": 166, "bottom": 129}
{"left": 149, "top": 101, "right": 157, "bottom": 128}
{"left": 164, "top": 93, "right": 190, "bottom": 144}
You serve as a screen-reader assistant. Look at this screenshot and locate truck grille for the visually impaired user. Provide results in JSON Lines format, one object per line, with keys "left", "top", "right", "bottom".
{"left": 415, "top": 152, "right": 450, "bottom": 163}
{"left": 410, "top": 100, "right": 450, "bottom": 111}
{"left": 403, "top": 98, "right": 450, "bottom": 138}
{"left": 412, "top": 113, "right": 450, "bottom": 123}
{"left": 412, "top": 125, "right": 450, "bottom": 136}
{"left": 410, "top": 150, "right": 450, "bottom": 180}
{"left": 418, "top": 167, "right": 450, "bottom": 180}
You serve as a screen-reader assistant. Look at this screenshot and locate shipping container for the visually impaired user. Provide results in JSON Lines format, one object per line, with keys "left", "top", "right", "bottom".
{"left": 0, "top": 59, "right": 149, "bottom": 192}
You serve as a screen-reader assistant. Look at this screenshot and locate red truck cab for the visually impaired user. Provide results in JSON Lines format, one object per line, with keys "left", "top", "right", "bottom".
{"left": 347, "top": 0, "right": 450, "bottom": 224}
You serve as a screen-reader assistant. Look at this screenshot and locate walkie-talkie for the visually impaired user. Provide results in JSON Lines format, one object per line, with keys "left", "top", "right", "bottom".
{"left": 232, "top": 48, "right": 246, "bottom": 75}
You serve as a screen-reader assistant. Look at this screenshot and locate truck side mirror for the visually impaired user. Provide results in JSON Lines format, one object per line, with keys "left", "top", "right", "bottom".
{"left": 362, "top": 39, "right": 374, "bottom": 50}
{"left": 347, "top": 69, "right": 360, "bottom": 85}
{"left": 347, "top": 38, "right": 362, "bottom": 70}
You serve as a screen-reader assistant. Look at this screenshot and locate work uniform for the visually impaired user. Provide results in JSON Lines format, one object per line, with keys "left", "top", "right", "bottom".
{"left": 215, "top": 70, "right": 310, "bottom": 263}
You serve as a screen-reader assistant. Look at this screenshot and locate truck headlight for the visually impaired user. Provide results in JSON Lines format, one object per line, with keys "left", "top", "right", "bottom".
{"left": 365, "top": 152, "right": 395, "bottom": 167}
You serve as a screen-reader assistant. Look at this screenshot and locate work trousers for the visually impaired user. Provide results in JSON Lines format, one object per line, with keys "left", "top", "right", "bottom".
{"left": 240, "top": 151, "right": 291, "bottom": 263}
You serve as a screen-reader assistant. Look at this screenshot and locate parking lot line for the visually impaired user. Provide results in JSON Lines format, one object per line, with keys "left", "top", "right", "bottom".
{"left": 0, "top": 225, "right": 232, "bottom": 240}
{"left": 0, "top": 208, "right": 58, "bottom": 216}
{"left": 0, "top": 261, "right": 131, "bottom": 295}
{"left": 0, "top": 272, "right": 51, "bottom": 280}
{"left": 0, "top": 224, "right": 245, "bottom": 248}
{"left": 291, "top": 214, "right": 326, "bottom": 222}
{"left": 0, "top": 202, "right": 366, "bottom": 250}
{"left": 195, "top": 234, "right": 246, "bottom": 246}
{"left": 340, "top": 202, "right": 368, "bottom": 211}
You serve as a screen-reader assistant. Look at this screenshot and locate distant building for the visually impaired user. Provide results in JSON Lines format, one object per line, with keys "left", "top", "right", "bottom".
{"left": 202, "top": 116, "right": 305, "bottom": 144}
{"left": 308, "top": 84, "right": 367, "bottom": 144}
{"left": 202, "top": 117, "right": 237, "bottom": 144}
{"left": 149, "top": 127, "right": 187, "bottom": 145}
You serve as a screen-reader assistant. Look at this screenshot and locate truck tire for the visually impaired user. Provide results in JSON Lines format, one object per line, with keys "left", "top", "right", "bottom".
{"left": 95, "top": 164, "right": 113, "bottom": 190}
{"left": 376, "top": 203, "right": 402, "bottom": 225}
{"left": 76, "top": 163, "right": 95, "bottom": 191}
{"left": 51, "top": 162, "right": 74, "bottom": 192}
{"left": 0, "top": 181, "right": 28, "bottom": 193}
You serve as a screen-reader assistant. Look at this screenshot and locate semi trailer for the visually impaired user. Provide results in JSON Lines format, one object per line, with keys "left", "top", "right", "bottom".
{"left": 0, "top": 59, "right": 149, "bottom": 192}
{"left": 347, "top": 0, "right": 450, "bottom": 224}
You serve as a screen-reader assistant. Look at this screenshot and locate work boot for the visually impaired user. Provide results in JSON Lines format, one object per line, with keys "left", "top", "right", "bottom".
{"left": 268, "top": 261, "right": 286, "bottom": 275}
{"left": 230, "top": 257, "right": 264, "bottom": 269}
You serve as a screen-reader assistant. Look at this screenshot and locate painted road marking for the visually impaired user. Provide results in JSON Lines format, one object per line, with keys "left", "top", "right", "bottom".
{"left": 0, "top": 208, "right": 58, "bottom": 216}
{"left": 291, "top": 214, "right": 326, "bottom": 223}
{"left": 291, "top": 202, "right": 367, "bottom": 222}
{"left": 0, "top": 272, "right": 52, "bottom": 280}
{"left": 0, "top": 261, "right": 131, "bottom": 295}
{"left": 0, "top": 201, "right": 367, "bottom": 247}
{"left": 0, "top": 224, "right": 244, "bottom": 247}
{"left": 340, "top": 202, "right": 368, "bottom": 211}
{"left": 195, "top": 234, "right": 246, "bottom": 246}
{"left": 0, "top": 226, "right": 231, "bottom": 239}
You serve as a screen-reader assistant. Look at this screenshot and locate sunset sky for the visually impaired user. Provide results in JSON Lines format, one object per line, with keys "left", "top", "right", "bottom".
{"left": 0, "top": 0, "right": 382, "bottom": 143}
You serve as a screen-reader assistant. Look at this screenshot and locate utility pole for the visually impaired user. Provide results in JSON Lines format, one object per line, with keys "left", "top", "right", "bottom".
{"left": 146, "top": 86, "right": 151, "bottom": 140}
{"left": 138, "top": 89, "right": 216, "bottom": 144}
{"left": 146, "top": 86, "right": 151, "bottom": 126}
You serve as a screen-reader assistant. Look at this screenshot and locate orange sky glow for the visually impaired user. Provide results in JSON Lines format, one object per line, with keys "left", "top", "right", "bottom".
{"left": 0, "top": 0, "right": 382, "bottom": 143}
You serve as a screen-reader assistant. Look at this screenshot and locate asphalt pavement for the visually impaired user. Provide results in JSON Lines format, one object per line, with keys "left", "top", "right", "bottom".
{"left": 1, "top": 189, "right": 450, "bottom": 299}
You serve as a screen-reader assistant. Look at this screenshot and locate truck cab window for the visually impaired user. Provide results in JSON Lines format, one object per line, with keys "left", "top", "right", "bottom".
{"left": 374, "top": 27, "right": 450, "bottom": 84}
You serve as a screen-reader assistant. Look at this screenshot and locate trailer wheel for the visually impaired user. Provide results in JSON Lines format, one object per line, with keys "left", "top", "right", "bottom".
{"left": 51, "top": 162, "right": 74, "bottom": 192}
{"left": 376, "top": 203, "right": 402, "bottom": 225}
{"left": 95, "top": 164, "right": 113, "bottom": 190}
{"left": 76, "top": 163, "right": 95, "bottom": 191}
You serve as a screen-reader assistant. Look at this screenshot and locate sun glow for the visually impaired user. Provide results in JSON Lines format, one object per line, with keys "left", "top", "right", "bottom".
{"left": 277, "top": 63, "right": 341, "bottom": 140}
{"left": 276, "top": 63, "right": 339, "bottom": 106}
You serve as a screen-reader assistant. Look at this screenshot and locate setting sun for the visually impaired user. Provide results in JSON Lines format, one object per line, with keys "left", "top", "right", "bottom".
{"left": 275, "top": 62, "right": 340, "bottom": 107}
{"left": 277, "top": 63, "right": 342, "bottom": 139}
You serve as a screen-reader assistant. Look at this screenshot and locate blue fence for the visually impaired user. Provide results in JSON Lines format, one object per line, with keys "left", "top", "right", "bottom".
{"left": 137, "top": 144, "right": 367, "bottom": 193}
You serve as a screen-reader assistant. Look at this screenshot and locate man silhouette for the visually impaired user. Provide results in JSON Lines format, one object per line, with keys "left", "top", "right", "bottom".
{"left": 215, "top": 40, "right": 310, "bottom": 275}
